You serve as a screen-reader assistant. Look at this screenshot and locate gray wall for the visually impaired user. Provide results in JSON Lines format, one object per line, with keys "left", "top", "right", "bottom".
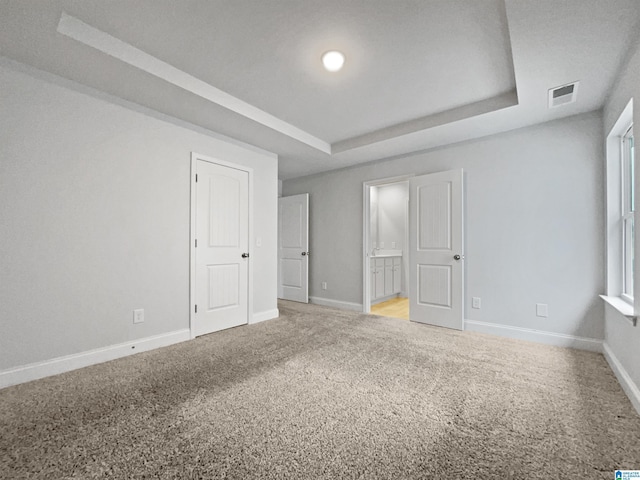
{"left": 284, "top": 112, "right": 604, "bottom": 339}
{"left": 0, "top": 62, "right": 278, "bottom": 371}
{"left": 603, "top": 36, "right": 640, "bottom": 391}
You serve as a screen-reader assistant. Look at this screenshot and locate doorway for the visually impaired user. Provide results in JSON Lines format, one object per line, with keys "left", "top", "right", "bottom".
{"left": 363, "top": 170, "right": 464, "bottom": 330}
{"left": 363, "top": 176, "right": 411, "bottom": 318}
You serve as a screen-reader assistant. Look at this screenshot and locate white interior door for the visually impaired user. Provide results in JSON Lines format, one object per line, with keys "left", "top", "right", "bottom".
{"left": 409, "top": 169, "right": 463, "bottom": 330}
{"left": 278, "top": 193, "right": 309, "bottom": 303}
{"left": 194, "top": 159, "right": 249, "bottom": 336}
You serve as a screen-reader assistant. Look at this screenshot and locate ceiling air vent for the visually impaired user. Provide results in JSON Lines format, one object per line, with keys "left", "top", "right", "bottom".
{"left": 548, "top": 81, "right": 579, "bottom": 108}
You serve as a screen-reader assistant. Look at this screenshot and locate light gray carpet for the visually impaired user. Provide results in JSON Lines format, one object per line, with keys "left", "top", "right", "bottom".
{"left": 1, "top": 300, "right": 639, "bottom": 479}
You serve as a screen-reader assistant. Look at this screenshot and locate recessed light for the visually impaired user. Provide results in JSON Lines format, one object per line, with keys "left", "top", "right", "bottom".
{"left": 322, "top": 51, "right": 345, "bottom": 72}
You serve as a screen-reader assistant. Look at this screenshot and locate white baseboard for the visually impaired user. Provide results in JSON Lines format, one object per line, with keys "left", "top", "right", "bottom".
{"left": 251, "top": 308, "right": 279, "bottom": 324}
{"left": 464, "top": 320, "right": 603, "bottom": 353}
{"left": 309, "top": 296, "right": 363, "bottom": 312}
{"left": 0, "top": 329, "right": 191, "bottom": 389}
{"left": 603, "top": 342, "right": 640, "bottom": 415}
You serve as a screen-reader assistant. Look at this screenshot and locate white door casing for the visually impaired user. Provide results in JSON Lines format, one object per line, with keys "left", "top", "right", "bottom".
{"left": 409, "top": 169, "right": 464, "bottom": 330}
{"left": 192, "top": 156, "right": 250, "bottom": 337}
{"left": 278, "top": 193, "right": 309, "bottom": 303}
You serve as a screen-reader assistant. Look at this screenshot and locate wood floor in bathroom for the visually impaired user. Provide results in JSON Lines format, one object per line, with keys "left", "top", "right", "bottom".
{"left": 370, "top": 297, "right": 409, "bottom": 320}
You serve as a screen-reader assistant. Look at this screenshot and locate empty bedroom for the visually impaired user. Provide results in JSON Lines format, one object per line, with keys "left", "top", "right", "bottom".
{"left": 1, "top": 1, "right": 640, "bottom": 478}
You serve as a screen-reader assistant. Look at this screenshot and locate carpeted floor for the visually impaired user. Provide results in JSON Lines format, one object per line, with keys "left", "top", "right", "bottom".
{"left": 1, "top": 300, "right": 639, "bottom": 479}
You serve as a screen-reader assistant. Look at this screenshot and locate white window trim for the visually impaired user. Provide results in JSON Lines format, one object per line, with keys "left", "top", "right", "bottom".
{"left": 604, "top": 98, "right": 636, "bottom": 323}
{"left": 600, "top": 295, "right": 637, "bottom": 326}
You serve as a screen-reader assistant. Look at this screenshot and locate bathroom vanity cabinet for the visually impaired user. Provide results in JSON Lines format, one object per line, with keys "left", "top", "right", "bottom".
{"left": 371, "top": 256, "right": 402, "bottom": 301}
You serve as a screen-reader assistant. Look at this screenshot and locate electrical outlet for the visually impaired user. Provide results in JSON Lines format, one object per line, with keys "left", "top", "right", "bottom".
{"left": 472, "top": 297, "right": 481, "bottom": 309}
{"left": 391, "top": 241, "right": 396, "bottom": 249}
{"left": 322, "top": 282, "right": 327, "bottom": 290}
{"left": 133, "top": 308, "right": 144, "bottom": 324}
{"left": 536, "top": 303, "right": 548, "bottom": 318}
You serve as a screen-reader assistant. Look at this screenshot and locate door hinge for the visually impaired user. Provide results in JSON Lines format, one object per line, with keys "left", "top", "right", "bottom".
{"left": 195, "top": 239, "right": 197, "bottom": 248}
{"left": 195, "top": 305, "right": 198, "bottom": 313}
{"left": 195, "top": 174, "right": 198, "bottom": 182}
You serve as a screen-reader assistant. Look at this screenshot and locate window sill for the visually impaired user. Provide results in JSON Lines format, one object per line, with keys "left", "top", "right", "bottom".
{"left": 600, "top": 295, "right": 637, "bottom": 326}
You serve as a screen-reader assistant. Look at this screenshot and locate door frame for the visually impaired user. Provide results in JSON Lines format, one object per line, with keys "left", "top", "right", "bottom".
{"left": 362, "top": 174, "right": 414, "bottom": 313}
{"left": 189, "top": 152, "right": 254, "bottom": 339}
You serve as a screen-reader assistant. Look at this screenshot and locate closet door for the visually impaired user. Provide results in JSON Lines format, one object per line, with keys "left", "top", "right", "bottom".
{"left": 278, "top": 194, "right": 309, "bottom": 303}
{"left": 194, "top": 159, "right": 249, "bottom": 336}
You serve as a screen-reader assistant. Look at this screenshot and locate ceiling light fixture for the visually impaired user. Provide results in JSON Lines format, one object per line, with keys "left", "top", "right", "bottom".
{"left": 322, "top": 51, "right": 345, "bottom": 72}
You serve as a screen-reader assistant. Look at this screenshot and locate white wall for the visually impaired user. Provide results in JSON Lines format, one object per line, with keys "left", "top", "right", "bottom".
{"left": 602, "top": 35, "right": 640, "bottom": 406}
{"left": 376, "top": 183, "right": 408, "bottom": 252}
{"left": 375, "top": 182, "right": 409, "bottom": 295}
{"left": 0, "top": 61, "right": 278, "bottom": 373}
{"left": 284, "top": 112, "right": 604, "bottom": 341}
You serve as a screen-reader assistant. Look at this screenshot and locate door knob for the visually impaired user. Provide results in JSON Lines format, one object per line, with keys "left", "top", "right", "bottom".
{"left": 242, "top": 253, "right": 249, "bottom": 258}
{"left": 453, "top": 254, "right": 461, "bottom": 260}
{"left": 301, "top": 252, "right": 306, "bottom": 256}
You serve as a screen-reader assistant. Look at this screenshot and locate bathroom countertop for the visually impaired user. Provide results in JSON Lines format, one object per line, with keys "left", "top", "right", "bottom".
{"left": 370, "top": 249, "right": 403, "bottom": 258}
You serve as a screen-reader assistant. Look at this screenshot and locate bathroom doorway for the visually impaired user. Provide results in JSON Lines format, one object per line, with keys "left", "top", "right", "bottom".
{"left": 363, "top": 176, "right": 411, "bottom": 319}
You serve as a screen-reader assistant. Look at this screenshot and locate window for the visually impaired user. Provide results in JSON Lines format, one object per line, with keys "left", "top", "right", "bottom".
{"left": 622, "top": 125, "right": 635, "bottom": 301}
{"left": 604, "top": 98, "right": 634, "bottom": 317}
